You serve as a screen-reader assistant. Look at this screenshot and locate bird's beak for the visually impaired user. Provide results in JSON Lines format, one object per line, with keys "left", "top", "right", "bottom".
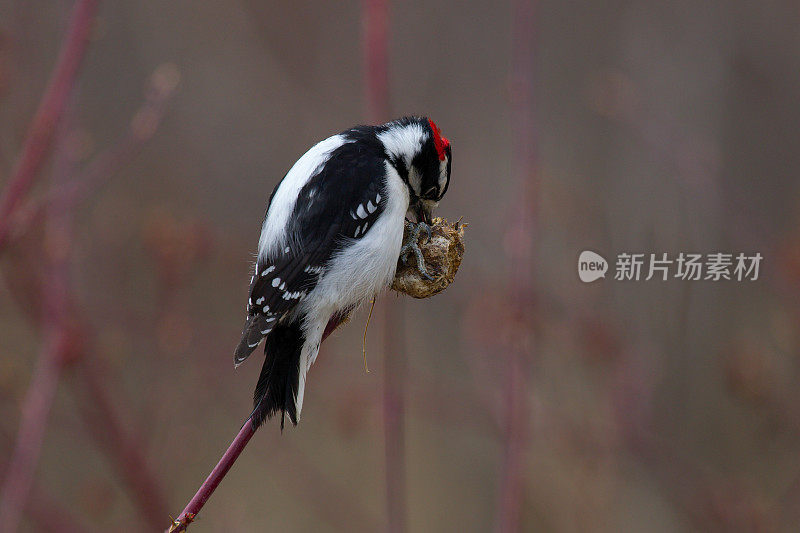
{"left": 416, "top": 203, "right": 433, "bottom": 225}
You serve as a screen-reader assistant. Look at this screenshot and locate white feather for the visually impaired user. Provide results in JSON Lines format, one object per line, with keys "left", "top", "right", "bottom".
{"left": 377, "top": 122, "right": 428, "bottom": 169}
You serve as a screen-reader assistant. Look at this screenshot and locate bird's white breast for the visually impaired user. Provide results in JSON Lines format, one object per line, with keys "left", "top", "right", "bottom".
{"left": 299, "top": 160, "right": 409, "bottom": 320}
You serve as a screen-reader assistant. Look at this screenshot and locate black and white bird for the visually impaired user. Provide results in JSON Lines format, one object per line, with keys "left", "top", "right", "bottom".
{"left": 235, "top": 116, "right": 452, "bottom": 429}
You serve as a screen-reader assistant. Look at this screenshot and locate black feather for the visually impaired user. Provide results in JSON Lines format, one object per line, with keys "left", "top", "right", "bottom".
{"left": 234, "top": 314, "right": 271, "bottom": 365}
{"left": 250, "top": 320, "right": 304, "bottom": 430}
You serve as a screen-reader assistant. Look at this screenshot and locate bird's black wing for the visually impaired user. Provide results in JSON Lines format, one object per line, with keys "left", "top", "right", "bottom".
{"left": 234, "top": 141, "right": 388, "bottom": 365}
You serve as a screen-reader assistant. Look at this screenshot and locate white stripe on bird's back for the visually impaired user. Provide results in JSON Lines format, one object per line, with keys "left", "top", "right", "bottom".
{"left": 258, "top": 134, "right": 350, "bottom": 261}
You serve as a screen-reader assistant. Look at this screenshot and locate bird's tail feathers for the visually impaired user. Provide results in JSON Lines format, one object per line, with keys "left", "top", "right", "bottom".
{"left": 250, "top": 320, "right": 305, "bottom": 430}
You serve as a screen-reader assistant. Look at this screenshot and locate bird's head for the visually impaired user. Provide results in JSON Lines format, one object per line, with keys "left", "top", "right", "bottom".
{"left": 410, "top": 118, "right": 451, "bottom": 224}
{"left": 378, "top": 117, "right": 452, "bottom": 224}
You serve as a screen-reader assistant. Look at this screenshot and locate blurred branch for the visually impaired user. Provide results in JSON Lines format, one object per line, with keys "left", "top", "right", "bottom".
{"left": 0, "top": 102, "right": 80, "bottom": 532}
{"left": 0, "top": 431, "right": 99, "bottom": 533}
{"left": 612, "top": 356, "right": 773, "bottom": 531}
{"left": 0, "top": 333, "right": 68, "bottom": 532}
{"left": 0, "top": 292, "right": 172, "bottom": 532}
{"left": 362, "top": 1, "right": 408, "bottom": 531}
{"left": 382, "top": 298, "right": 408, "bottom": 533}
{"left": 0, "top": 0, "right": 99, "bottom": 253}
{"left": 7, "top": 63, "right": 179, "bottom": 247}
{"left": 363, "top": 0, "right": 390, "bottom": 124}
{"left": 0, "top": 59, "right": 176, "bottom": 530}
{"left": 73, "top": 355, "right": 171, "bottom": 530}
{"left": 495, "top": 0, "right": 538, "bottom": 531}
{"left": 24, "top": 485, "right": 97, "bottom": 533}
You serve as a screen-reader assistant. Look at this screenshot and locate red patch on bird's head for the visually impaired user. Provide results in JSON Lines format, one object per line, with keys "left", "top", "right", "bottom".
{"left": 428, "top": 119, "right": 450, "bottom": 161}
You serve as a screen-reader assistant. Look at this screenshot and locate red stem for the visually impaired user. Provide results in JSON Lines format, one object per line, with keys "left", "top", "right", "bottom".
{"left": 169, "top": 422, "right": 256, "bottom": 532}
{"left": 0, "top": 0, "right": 99, "bottom": 253}
{"left": 0, "top": 334, "right": 66, "bottom": 533}
{"left": 363, "top": 0, "right": 390, "bottom": 125}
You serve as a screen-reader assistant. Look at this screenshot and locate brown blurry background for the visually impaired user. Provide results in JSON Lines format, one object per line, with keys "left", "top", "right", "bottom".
{"left": 1, "top": 1, "right": 800, "bottom": 532}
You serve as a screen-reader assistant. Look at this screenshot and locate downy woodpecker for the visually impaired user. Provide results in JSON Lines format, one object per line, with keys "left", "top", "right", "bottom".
{"left": 235, "top": 116, "right": 452, "bottom": 428}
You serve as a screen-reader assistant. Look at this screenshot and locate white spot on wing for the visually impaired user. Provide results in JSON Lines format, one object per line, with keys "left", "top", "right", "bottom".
{"left": 256, "top": 297, "right": 264, "bottom": 305}
{"left": 284, "top": 246, "right": 290, "bottom": 253}
{"left": 262, "top": 305, "right": 270, "bottom": 313}
{"left": 261, "top": 265, "right": 275, "bottom": 277}
{"left": 354, "top": 226, "right": 361, "bottom": 237}
{"left": 367, "top": 200, "right": 376, "bottom": 213}
{"left": 279, "top": 282, "right": 286, "bottom": 290}
{"left": 272, "top": 277, "right": 281, "bottom": 287}
{"left": 356, "top": 204, "right": 368, "bottom": 219}
{"left": 266, "top": 316, "right": 276, "bottom": 322}
{"left": 376, "top": 193, "right": 381, "bottom": 203}
{"left": 260, "top": 328, "right": 271, "bottom": 335}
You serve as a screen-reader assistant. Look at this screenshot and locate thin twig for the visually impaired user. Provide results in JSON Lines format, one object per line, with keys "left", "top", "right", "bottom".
{"left": 0, "top": 0, "right": 99, "bottom": 253}
{"left": 168, "top": 422, "right": 256, "bottom": 532}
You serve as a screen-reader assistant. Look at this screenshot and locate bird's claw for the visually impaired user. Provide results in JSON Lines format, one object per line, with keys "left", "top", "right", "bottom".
{"left": 400, "top": 221, "right": 434, "bottom": 280}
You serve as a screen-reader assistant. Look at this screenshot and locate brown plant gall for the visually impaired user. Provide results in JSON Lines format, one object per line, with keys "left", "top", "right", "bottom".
{"left": 391, "top": 217, "right": 466, "bottom": 298}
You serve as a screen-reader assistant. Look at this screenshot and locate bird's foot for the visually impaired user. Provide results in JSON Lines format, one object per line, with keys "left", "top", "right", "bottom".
{"left": 400, "top": 220, "right": 434, "bottom": 280}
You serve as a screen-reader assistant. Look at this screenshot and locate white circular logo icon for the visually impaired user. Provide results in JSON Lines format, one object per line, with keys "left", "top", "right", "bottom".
{"left": 578, "top": 251, "right": 608, "bottom": 282}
